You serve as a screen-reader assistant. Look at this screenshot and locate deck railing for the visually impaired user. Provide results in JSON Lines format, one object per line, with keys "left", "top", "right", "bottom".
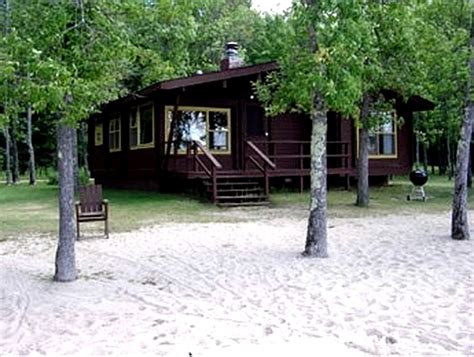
{"left": 191, "top": 141, "right": 222, "bottom": 203}
{"left": 244, "top": 140, "right": 276, "bottom": 196}
{"left": 162, "top": 140, "right": 222, "bottom": 203}
{"left": 249, "top": 140, "right": 350, "bottom": 172}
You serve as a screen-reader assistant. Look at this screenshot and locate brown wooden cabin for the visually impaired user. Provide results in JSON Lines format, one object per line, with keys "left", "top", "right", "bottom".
{"left": 88, "top": 60, "right": 433, "bottom": 206}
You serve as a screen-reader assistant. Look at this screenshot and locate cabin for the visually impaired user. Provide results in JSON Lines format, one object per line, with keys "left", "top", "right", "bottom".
{"left": 88, "top": 43, "right": 434, "bottom": 206}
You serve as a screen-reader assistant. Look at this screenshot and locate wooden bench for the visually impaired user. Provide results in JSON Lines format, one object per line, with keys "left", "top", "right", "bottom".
{"left": 75, "top": 184, "right": 109, "bottom": 239}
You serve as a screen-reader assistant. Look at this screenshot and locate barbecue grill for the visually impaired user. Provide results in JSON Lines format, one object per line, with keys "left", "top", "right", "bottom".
{"left": 407, "top": 169, "right": 428, "bottom": 201}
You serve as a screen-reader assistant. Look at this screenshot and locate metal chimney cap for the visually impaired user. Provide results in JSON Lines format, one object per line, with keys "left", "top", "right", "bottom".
{"left": 226, "top": 42, "right": 239, "bottom": 50}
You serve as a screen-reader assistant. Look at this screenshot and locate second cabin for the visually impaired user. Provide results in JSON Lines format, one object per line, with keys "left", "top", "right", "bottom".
{"left": 89, "top": 43, "right": 434, "bottom": 206}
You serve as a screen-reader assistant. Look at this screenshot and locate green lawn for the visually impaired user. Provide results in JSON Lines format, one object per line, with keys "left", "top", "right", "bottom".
{"left": 0, "top": 175, "right": 472, "bottom": 240}
{"left": 272, "top": 175, "right": 474, "bottom": 218}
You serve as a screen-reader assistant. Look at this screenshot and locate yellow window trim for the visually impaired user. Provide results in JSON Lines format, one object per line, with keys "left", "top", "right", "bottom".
{"left": 356, "top": 111, "right": 398, "bottom": 160}
{"left": 94, "top": 123, "right": 103, "bottom": 146}
{"left": 130, "top": 102, "right": 155, "bottom": 150}
{"left": 109, "top": 115, "right": 121, "bottom": 153}
{"left": 164, "top": 105, "right": 232, "bottom": 155}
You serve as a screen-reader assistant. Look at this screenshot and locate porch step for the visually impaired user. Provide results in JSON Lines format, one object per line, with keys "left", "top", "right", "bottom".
{"left": 204, "top": 176, "right": 269, "bottom": 207}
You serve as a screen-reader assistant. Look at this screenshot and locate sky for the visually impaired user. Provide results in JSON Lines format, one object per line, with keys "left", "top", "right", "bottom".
{"left": 251, "top": 0, "right": 293, "bottom": 14}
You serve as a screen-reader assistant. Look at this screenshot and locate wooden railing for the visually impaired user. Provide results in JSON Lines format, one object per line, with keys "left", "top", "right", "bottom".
{"left": 250, "top": 140, "right": 350, "bottom": 172}
{"left": 191, "top": 140, "right": 222, "bottom": 203}
{"left": 245, "top": 140, "right": 276, "bottom": 196}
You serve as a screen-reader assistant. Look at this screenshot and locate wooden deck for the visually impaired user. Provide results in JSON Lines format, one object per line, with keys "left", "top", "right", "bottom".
{"left": 162, "top": 140, "right": 351, "bottom": 205}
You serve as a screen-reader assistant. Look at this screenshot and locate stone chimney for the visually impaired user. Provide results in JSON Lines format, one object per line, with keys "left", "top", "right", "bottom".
{"left": 220, "top": 42, "right": 244, "bottom": 70}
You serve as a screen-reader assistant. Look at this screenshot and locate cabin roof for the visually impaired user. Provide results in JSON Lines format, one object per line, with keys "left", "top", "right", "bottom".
{"left": 107, "top": 61, "right": 278, "bottom": 108}
{"left": 104, "top": 60, "right": 434, "bottom": 112}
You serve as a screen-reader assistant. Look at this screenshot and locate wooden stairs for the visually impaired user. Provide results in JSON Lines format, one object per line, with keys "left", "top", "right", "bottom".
{"left": 204, "top": 176, "right": 269, "bottom": 207}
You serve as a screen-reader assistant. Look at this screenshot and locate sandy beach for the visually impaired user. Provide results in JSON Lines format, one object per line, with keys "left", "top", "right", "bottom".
{"left": 1, "top": 209, "right": 473, "bottom": 356}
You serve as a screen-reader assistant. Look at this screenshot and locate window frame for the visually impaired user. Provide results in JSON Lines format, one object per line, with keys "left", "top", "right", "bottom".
{"left": 129, "top": 102, "right": 155, "bottom": 150}
{"left": 108, "top": 115, "right": 121, "bottom": 153}
{"left": 356, "top": 110, "right": 398, "bottom": 160}
{"left": 164, "top": 106, "right": 232, "bottom": 155}
{"left": 94, "top": 123, "right": 103, "bottom": 146}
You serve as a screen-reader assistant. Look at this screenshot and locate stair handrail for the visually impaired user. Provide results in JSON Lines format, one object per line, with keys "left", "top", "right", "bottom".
{"left": 192, "top": 140, "right": 222, "bottom": 203}
{"left": 246, "top": 140, "right": 276, "bottom": 170}
{"left": 245, "top": 140, "right": 276, "bottom": 196}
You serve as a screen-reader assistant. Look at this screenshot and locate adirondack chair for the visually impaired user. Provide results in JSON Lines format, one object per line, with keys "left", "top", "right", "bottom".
{"left": 75, "top": 184, "right": 109, "bottom": 239}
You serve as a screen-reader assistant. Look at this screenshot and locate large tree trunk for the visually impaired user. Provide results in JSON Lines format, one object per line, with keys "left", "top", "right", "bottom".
{"left": 303, "top": 93, "right": 328, "bottom": 258}
{"left": 27, "top": 104, "right": 36, "bottom": 185}
{"left": 54, "top": 123, "right": 77, "bottom": 282}
{"left": 3, "top": 126, "right": 12, "bottom": 185}
{"left": 10, "top": 118, "right": 20, "bottom": 184}
{"left": 356, "top": 93, "right": 372, "bottom": 207}
{"left": 451, "top": 21, "right": 473, "bottom": 241}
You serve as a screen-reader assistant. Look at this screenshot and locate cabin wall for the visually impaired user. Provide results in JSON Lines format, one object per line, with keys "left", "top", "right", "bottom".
{"left": 89, "top": 76, "right": 259, "bottom": 188}
{"left": 89, "top": 72, "right": 419, "bottom": 190}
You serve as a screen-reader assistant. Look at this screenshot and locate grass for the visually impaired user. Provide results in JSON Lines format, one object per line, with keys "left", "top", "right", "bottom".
{"left": 0, "top": 183, "right": 222, "bottom": 240}
{"left": 0, "top": 175, "right": 472, "bottom": 240}
{"left": 271, "top": 175, "right": 474, "bottom": 218}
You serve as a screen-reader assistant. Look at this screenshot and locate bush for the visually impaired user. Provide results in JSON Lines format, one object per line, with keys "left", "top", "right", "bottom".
{"left": 47, "top": 167, "right": 91, "bottom": 186}
{"left": 79, "top": 168, "right": 91, "bottom": 185}
{"left": 47, "top": 169, "right": 58, "bottom": 185}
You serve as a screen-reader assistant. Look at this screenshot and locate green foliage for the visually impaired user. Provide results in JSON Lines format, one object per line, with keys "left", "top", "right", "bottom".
{"left": 46, "top": 169, "right": 58, "bottom": 186}
{"left": 1, "top": 0, "right": 134, "bottom": 126}
{"left": 255, "top": 0, "right": 373, "bottom": 118}
{"left": 121, "top": 0, "right": 265, "bottom": 91}
{"left": 412, "top": 0, "right": 471, "bottom": 146}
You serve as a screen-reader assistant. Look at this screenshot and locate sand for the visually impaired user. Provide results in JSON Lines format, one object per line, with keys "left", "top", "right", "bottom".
{"left": 1, "top": 209, "right": 473, "bottom": 356}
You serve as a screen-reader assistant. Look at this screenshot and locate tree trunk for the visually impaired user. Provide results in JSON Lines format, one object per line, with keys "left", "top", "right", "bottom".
{"left": 439, "top": 138, "right": 447, "bottom": 175}
{"left": 447, "top": 135, "right": 453, "bottom": 180}
{"left": 10, "top": 118, "right": 20, "bottom": 184}
{"left": 422, "top": 141, "right": 428, "bottom": 173}
{"left": 27, "top": 104, "right": 36, "bottom": 185}
{"left": 451, "top": 20, "right": 473, "bottom": 241}
{"left": 72, "top": 127, "right": 80, "bottom": 191}
{"left": 54, "top": 123, "right": 77, "bottom": 282}
{"left": 3, "top": 127, "right": 12, "bottom": 184}
{"left": 303, "top": 93, "right": 328, "bottom": 258}
{"left": 356, "top": 93, "right": 372, "bottom": 207}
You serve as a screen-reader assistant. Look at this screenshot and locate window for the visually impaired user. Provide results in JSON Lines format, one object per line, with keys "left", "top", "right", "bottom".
{"left": 368, "top": 111, "right": 397, "bottom": 158}
{"left": 109, "top": 116, "right": 121, "bottom": 152}
{"left": 130, "top": 103, "right": 154, "bottom": 149}
{"left": 165, "top": 106, "right": 231, "bottom": 154}
{"left": 94, "top": 123, "right": 103, "bottom": 146}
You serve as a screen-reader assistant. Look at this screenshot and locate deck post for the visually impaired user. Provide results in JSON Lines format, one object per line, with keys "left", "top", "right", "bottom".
{"left": 212, "top": 166, "right": 217, "bottom": 203}
{"left": 299, "top": 143, "right": 304, "bottom": 170}
{"left": 264, "top": 166, "right": 269, "bottom": 197}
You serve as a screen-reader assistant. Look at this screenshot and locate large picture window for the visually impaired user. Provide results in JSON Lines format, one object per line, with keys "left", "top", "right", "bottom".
{"left": 367, "top": 111, "right": 397, "bottom": 158}
{"left": 109, "top": 116, "right": 121, "bottom": 152}
{"left": 130, "top": 103, "right": 154, "bottom": 149}
{"left": 165, "top": 106, "right": 231, "bottom": 154}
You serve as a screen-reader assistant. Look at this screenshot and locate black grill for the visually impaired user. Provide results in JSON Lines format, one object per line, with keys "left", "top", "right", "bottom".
{"left": 409, "top": 169, "right": 428, "bottom": 187}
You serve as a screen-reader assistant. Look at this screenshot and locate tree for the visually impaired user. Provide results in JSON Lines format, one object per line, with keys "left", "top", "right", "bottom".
{"left": 355, "top": 1, "right": 424, "bottom": 207}
{"left": 5, "top": 0, "right": 132, "bottom": 281}
{"left": 256, "top": 0, "right": 367, "bottom": 257}
{"left": 413, "top": 0, "right": 470, "bottom": 176}
{"left": 451, "top": 2, "right": 473, "bottom": 240}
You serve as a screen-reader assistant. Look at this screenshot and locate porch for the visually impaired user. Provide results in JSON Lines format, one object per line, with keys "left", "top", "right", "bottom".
{"left": 161, "top": 140, "right": 352, "bottom": 206}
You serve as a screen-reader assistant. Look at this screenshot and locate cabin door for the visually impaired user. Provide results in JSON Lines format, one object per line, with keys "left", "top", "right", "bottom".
{"left": 245, "top": 105, "right": 267, "bottom": 140}
{"left": 243, "top": 105, "right": 268, "bottom": 168}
